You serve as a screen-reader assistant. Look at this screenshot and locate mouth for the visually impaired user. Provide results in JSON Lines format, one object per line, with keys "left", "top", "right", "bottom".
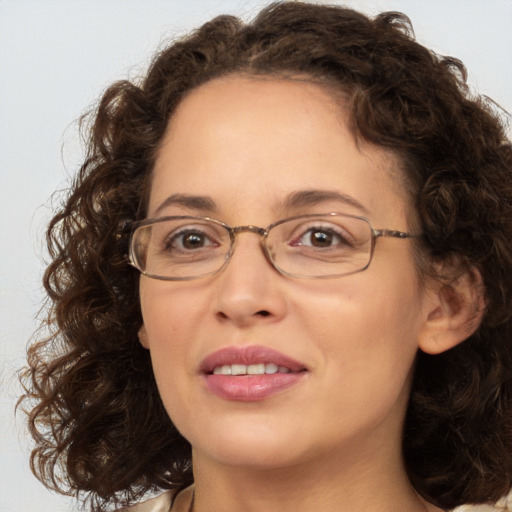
{"left": 201, "top": 344, "right": 307, "bottom": 375}
{"left": 212, "top": 363, "right": 293, "bottom": 375}
{"left": 200, "top": 345, "right": 308, "bottom": 401}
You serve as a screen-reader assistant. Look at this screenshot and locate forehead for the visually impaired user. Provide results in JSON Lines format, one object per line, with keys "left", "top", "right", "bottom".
{"left": 149, "top": 75, "right": 410, "bottom": 226}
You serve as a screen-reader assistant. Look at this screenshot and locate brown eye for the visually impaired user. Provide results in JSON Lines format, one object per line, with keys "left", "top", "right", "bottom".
{"left": 309, "top": 230, "right": 335, "bottom": 247}
{"left": 182, "top": 232, "right": 207, "bottom": 249}
{"left": 291, "top": 226, "right": 350, "bottom": 249}
{"left": 166, "top": 229, "right": 217, "bottom": 252}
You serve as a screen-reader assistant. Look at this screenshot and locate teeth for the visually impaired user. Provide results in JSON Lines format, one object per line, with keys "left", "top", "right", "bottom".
{"left": 265, "top": 363, "right": 278, "bottom": 374}
{"left": 212, "top": 363, "right": 291, "bottom": 375}
{"left": 247, "top": 364, "right": 265, "bottom": 375}
{"left": 232, "top": 364, "right": 246, "bottom": 375}
{"left": 213, "top": 365, "right": 232, "bottom": 375}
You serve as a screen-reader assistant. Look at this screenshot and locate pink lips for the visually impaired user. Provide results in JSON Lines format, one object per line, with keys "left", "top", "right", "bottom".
{"left": 200, "top": 345, "right": 308, "bottom": 402}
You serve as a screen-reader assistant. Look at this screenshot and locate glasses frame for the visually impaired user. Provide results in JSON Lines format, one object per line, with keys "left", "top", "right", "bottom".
{"left": 127, "top": 213, "right": 418, "bottom": 281}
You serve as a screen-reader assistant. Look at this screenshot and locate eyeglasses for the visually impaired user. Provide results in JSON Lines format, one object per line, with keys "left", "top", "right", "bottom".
{"left": 128, "top": 213, "right": 417, "bottom": 281}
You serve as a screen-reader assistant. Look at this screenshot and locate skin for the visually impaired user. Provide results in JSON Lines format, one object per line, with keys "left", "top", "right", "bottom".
{"left": 138, "top": 75, "right": 456, "bottom": 512}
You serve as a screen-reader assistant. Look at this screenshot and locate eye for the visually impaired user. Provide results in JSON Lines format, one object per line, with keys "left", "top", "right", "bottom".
{"left": 165, "top": 228, "right": 219, "bottom": 252}
{"left": 303, "top": 229, "right": 338, "bottom": 248}
{"left": 290, "top": 224, "right": 352, "bottom": 249}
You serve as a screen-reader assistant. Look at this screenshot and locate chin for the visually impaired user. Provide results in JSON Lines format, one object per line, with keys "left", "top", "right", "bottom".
{"left": 188, "top": 418, "right": 313, "bottom": 470}
{"left": 197, "top": 443, "right": 306, "bottom": 471}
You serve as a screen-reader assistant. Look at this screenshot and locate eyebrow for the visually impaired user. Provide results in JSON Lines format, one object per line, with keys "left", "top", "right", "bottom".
{"left": 283, "top": 189, "right": 369, "bottom": 215}
{"left": 153, "top": 189, "right": 369, "bottom": 218}
{"left": 154, "top": 193, "right": 217, "bottom": 216}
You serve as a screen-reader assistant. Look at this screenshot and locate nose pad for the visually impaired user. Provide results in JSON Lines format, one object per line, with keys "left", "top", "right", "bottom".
{"left": 231, "top": 225, "right": 268, "bottom": 238}
{"left": 226, "top": 225, "right": 277, "bottom": 273}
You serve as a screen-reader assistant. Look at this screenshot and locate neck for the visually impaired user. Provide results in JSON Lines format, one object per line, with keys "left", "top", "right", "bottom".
{"left": 190, "top": 443, "right": 441, "bottom": 512}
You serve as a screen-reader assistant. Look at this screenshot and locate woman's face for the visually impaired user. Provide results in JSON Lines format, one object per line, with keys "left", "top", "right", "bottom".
{"left": 139, "top": 75, "right": 432, "bottom": 472}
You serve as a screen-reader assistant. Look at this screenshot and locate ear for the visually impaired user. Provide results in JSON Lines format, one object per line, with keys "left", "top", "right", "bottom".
{"left": 138, "top": 324, "right": 150, "bottom": 349}
{"left": 418, "top": 267, "right": 486, "bottom": 355}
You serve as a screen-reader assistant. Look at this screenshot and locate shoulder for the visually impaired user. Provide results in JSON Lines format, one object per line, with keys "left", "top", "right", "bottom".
{"left": 119, "top": 486, "right": 194, "bottom": 512}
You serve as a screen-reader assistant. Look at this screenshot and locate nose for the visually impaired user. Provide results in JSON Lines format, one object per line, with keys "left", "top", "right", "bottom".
{"left": 213, "top": 231, "right": 288, "bottom": 327}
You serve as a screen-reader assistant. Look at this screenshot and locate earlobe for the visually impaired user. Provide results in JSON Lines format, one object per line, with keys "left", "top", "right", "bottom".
{"left": 418, "top": 267, "right": 486, "bottom": 355}
{"left": 138, "top": 325, "right": 150, "bottom": 349}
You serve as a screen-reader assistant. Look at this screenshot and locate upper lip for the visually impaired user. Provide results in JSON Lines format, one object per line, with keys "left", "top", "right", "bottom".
{"left": 200, "top": 345, "right": 308, "bottom": 374}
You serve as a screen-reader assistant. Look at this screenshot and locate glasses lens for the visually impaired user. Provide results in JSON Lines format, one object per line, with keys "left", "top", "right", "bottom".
{"left": 267, "top": 214, "right": 373, "bottom": 278}
{"left": 131, "top": 217, "right": 230, "bottom": 280}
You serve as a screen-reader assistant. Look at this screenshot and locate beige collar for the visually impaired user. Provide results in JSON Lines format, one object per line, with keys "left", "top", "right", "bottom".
{"left": 171, "top": 485, "right": 195, "bottom": 512}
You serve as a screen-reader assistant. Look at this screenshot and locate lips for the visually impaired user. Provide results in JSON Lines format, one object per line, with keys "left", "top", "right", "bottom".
{"left": 200, "top": 345, "right": 308, "bottom": 401}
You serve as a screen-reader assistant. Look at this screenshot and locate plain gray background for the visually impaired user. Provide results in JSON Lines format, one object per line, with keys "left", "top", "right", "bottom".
{"left": 1, "top": 1, "right": 511, "bottom": 510}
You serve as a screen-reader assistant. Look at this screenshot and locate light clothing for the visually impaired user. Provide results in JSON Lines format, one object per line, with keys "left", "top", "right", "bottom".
{"left": 120, "top": 487, "right": 189, "bottom": 512}
{"left": 121, "top": 485, "right": 511, "bottom": 512}
{"left": 455, "top": 501, "right": 511, "bottom": 512}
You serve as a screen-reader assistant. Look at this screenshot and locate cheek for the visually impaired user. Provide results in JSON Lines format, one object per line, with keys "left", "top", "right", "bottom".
{"left": 300, "top": 269, "right": 422, "bottom": 332}
{"left": 140, "top": 280, "right": 202, "bottom": 343}
{"left": 138, "top": 285, "right": 200, "bottom": 428}
{"left": 139, "top": 282, "right": 202, "bottom": 390}
{"left": 309, "top": 278, "right": 422, "bottom": 404}
{"left": 297, "top": 266, "right": 425, "bottom": 379}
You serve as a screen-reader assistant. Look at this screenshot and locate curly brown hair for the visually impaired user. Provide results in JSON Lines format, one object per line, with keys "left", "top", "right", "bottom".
{"left": 20, "top": 2, "right": 512, "bottom": 510}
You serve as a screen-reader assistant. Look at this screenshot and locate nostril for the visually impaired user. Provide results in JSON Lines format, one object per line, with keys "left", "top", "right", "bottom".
{"left": 257, "top": 310, "right": 271, "bottom": 317}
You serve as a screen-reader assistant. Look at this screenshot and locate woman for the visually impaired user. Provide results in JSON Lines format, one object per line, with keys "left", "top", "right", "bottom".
{"left": 21, "top": 2, "right": 512, "bottom": 511}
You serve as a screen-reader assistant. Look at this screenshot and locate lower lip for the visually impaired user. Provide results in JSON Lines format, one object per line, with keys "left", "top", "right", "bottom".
{"left": 204, "top": 373, "right": 305, "bottom": 401}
